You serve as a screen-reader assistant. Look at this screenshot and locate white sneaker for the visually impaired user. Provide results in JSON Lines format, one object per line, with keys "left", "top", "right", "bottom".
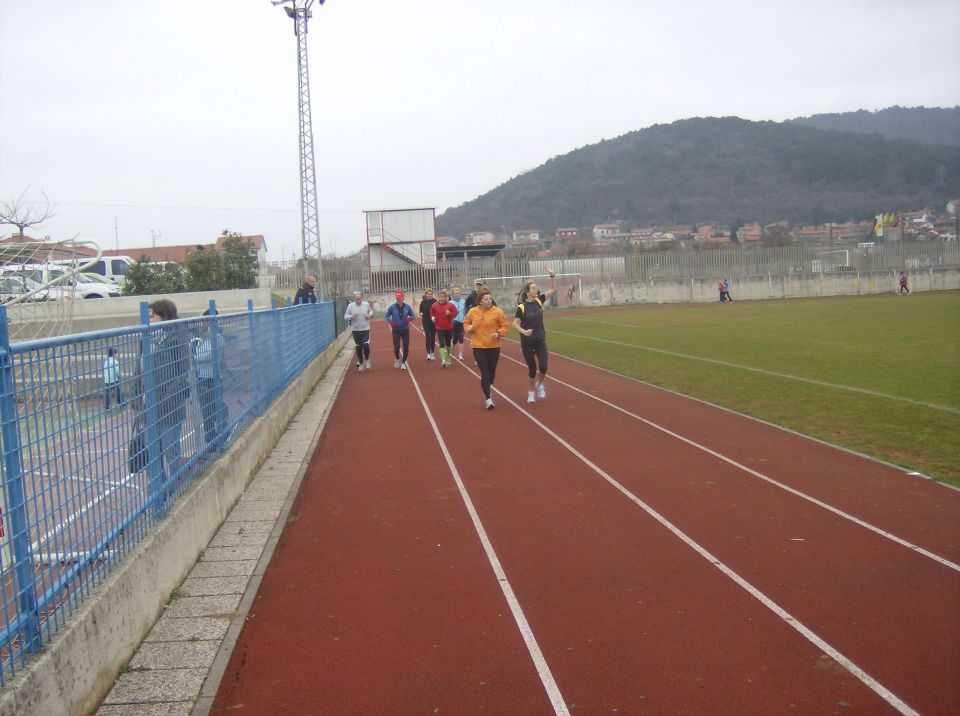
{"left": 394, "top": 359, "right": 400, "bottom": 368}
{"left": 427, "top": 353, "right": 435, "bottom": 361}
{"left": 458, "top": 352, "right": 463, "bottom": 360}
{"left": 527, "top": 391, "right": 536, "bottom": 403}
{"left": 537, "top": 384, "right": 546, "bottom": 399}
{"left": 357, "top": 364, "right": 363, "bottom": 372}
{"left": 365, "top": 360, "right": 371, "bottom": 370}
{"left": 485, "top": 398, "right": 495, "bottom": 410}
{"left": 401, "top": 362, "right": 408, "bottom": 371}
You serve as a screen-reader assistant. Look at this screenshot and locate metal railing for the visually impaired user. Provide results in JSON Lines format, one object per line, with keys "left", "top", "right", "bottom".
{"left": 258, "top": 241, "right": 960, "bottom": 295}
{"left": 0, "top": 299, "right": 336, "bottom": 685}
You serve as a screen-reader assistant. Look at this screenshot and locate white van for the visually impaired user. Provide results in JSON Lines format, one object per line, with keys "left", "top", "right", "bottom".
{"left": 50, "top": 255, "right": 134, "bottom": 286}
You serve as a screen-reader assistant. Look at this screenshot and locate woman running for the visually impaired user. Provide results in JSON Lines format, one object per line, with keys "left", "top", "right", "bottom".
{"left": 513, "top": 268, "right": 558, "bottom": 403}
{"left": 463, "top": 289, "right": 510, "bottom": 410}
{"left": 418, "top": 288, "right": 438, "bottom": 361}
{"left": 450, "top": 287, "right": 467, "bottom": 360}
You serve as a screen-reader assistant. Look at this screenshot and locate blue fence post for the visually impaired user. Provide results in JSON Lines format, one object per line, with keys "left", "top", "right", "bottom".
{"left": 272, "top": 299, "right": 286, "bottom": 384}
{"left": 0, "top": 306, "right": 40, "bottom": 653}
{"left": 139, "top": 302, "right": 166, "bottom": 517}
{"left": 208, "top": 300, "right": 228, "bottom": 452}
{"left": 246, "top": 300, "right": 261, "bottom": 415}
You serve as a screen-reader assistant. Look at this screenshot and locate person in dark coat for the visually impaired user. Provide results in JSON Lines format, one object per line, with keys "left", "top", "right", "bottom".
{"left": 294, "top": 276, "right": 317, "bottom": 305}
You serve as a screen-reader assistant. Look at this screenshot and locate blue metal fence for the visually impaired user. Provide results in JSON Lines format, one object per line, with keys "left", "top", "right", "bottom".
{"left": 0, "top": 298, "right": 336, "bottom": 685}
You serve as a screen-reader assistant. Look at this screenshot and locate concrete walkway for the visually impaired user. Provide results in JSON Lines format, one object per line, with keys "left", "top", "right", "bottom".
{"left": 94, "top": 346, "right": 351, "bottom": 716}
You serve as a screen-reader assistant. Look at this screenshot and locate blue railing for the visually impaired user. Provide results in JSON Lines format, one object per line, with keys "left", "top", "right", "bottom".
{"left": 0, "top": 298, "right": 336, "bottom": 685}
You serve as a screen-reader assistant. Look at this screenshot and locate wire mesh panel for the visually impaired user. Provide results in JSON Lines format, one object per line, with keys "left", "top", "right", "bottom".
{"left": 0, "top": 299, "right": 336, "bottom": 684}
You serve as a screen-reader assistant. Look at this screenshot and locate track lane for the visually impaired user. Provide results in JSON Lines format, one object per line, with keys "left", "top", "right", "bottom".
{"left": 498, "top": 337, "right": 960, "bottom": 563}
{"left": 479, "top": 340, "right": 959, "bottom": 715}
{"left": 411, "top": 350, "right": 904, "bottom": 714}
{"left": 210, "top": 337, "right": 560, "bottom": 714}
{"left": 212, "top": 321, "right": 959, "bottom": 714}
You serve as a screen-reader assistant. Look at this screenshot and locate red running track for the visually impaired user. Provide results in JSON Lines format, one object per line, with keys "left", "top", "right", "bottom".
{"left": 211, "top": 323, "right": 960, "bottom": 715}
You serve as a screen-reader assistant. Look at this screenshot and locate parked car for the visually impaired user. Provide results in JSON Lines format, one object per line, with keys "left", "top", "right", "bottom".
{"left": 0, "top": 275, "right": 61, "bottom": 303}
{"left": 3, "top": 264, "right": 120, "bottom": 298}
{"left": 49, "top": 256, "right": 134, "bottom": 286}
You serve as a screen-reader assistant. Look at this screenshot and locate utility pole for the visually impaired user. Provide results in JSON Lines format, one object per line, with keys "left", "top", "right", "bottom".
{"left": 273, "top": 0, "right": 325, "bottom": 295}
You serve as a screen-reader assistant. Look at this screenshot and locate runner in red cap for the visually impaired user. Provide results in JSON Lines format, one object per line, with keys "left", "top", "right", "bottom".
{"left": 383, "top": 290, "right": 416, "bottom": 370}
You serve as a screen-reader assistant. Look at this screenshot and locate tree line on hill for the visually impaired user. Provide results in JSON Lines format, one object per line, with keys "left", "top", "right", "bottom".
{"left": 436, "top": 108, "right": 960, "bottom": 240}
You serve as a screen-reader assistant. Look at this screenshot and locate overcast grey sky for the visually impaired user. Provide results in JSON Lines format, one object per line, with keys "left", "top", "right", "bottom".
{"left": 2, "top": 0, "right": 958, "bottom": 260}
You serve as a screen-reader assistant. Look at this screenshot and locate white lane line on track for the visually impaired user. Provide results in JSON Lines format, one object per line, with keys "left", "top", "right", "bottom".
{"left": 467, "top": 368, "right": 921, "bottom": 716}
{"left": 497, "top": 350, "right": 960, "bottom": 574}
{"left": 405, "top": 365, "right": 571, "bottom": 716}
{"left": 550, "top": 321, "right": 960, "bottom": 415}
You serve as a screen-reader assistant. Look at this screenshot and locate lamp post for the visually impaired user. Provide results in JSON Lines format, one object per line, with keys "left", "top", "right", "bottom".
{"left": 272, "top": 0, "right": 326, "bottom": 296}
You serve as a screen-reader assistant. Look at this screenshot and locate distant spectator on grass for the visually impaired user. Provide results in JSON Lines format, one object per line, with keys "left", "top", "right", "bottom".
{"left": 899, "top": 272, "right": 910, "bottom": 294}
{"left": 722, "top": 278, "right": 733, "bottom": 302}
{"left": 717, "top": 279, "right": 725, "bottom": 303}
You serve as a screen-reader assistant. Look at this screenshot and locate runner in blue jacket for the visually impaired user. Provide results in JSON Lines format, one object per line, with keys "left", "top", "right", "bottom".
{"left": 384, "top": 291, "right": 416, "bottom": 370}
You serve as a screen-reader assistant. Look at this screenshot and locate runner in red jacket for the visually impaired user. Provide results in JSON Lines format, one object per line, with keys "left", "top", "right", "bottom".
{"left": 429, "top": 291, "right": 459, "bottom": 368}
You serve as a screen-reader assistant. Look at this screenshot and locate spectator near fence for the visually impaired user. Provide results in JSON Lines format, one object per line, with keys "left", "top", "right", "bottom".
{"left": 899, "top": 272, "right": 910, "bottom": 294}
{"left": 103, "top": 347, "right": 123, "bottom": 409}
{"left": 131, "top": 299, "right": 191, "bottom": 477}
{"left": 294, "top": 276, "right": 317, "bottom": 305}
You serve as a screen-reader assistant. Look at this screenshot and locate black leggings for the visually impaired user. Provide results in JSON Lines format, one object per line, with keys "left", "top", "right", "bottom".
{"left": 352, "top": 330, "right": 370, "bottom": 364}
{"left": 473, "top": 347, "right": 500, "bottom": 399}
{"left": 521, "top": 339, "right": 548, "bottom": 378}
{"left": 392, "top": 329, "right": 410, "bottom": 361}
{"left": 423, "top": 325, "right": 436, "bottom": 353}
{"left": 437, "top": 329, "right": 452, "bottom": 349}
{"left": 452, "top": 322, "right": 464, "bottom": 345}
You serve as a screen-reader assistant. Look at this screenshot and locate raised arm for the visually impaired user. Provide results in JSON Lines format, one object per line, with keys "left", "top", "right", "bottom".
{"left": 542, "top": 268, "right": 558, "bottom": 299}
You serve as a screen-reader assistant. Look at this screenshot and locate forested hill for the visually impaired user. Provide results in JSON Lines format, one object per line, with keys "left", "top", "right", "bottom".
{"left": 436, "top": 112, "right": 960, "bottom": 238}
{"left": 787, "top": 106, "right": 960, "bottom": 146}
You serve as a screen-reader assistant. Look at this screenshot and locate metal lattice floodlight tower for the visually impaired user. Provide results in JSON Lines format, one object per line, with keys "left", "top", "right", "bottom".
{"left": 273, "top": 0, "right": 325, "bottom": 294}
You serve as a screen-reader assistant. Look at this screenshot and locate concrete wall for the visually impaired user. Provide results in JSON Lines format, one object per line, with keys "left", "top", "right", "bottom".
{"left": 604, "top": 267, "right": 960, "bottom": 305}
{"left": 9, "top": 288, "right": 277, "bottom": 339}
{"left": 0, "top": 331, "right": 350, "bottom": 716}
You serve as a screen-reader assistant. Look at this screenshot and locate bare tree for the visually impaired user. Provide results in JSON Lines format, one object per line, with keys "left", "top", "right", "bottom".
{"left": 0, "top": 188, "right": 57, "bottom": 237}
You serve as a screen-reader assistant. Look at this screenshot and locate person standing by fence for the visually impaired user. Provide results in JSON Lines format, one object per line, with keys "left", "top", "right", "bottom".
{"left": 899, "top": 272, "right": 910, "bottom": 294}
{"left": 294, "top": 276, "right": 317, "bottom": 305}
{"left": 344, "top": 291, "right": 374, "bottom": 371}
{"left": 103, "top": 347, "right": 123, "bottom": 409}
{"left": 384, "top": 291, "right": 415, "bottom": 370}
{"left": 132, "top": 299, "right": 191, "bottom": 478}
{"left": 722, "top": 278, "right": 733, "bottom": 302}
{"left": 464, "top": 289, "right": 510, "bottom": 410}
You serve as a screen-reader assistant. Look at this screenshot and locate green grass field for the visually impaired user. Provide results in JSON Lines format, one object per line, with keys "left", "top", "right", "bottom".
{"left": 546, "top": 291, "right": 960, "bottom": 486}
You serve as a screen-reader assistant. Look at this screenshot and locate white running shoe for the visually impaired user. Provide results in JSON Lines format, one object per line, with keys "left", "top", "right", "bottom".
{"left": 527, "top": 391, "right": 536, "bottom": 404}
{"left": 401, "top": 362, "right": 408, "bottom": 371}
{"left": 485, "top": 398, "right": 495, "bottom": 410}
{"left": 357, "top": 364, "right": 363, "bottom": 372}
{"left": 427, "top": 353, "right": 434, "bottom": 361}
{"left": 394, "top": 359, "right": 400, "bottom": 368}
{"left": 458, "top": 352, "right": 464, "bottom": 360}
{"left": 365, "top": 360, "right": 371, "bottom": 370}
{"left": 537, "top": 384, "right": 546, "bottom": 399}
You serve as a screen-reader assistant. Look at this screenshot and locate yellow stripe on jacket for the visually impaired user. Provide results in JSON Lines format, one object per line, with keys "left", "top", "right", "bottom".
{"left": 464, "top": 305, "right": 510, "bottom": 349}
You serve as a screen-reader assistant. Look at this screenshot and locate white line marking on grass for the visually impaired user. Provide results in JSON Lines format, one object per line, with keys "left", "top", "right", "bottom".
{"left": 405, "top": 366, "right": 570, "bottom": 716}
{"left": 481, "top": 378, "right": 921, "bottom": 716}
{"left": 498, "top": 351, "right": 960, "bottom": 575}
{"left": 550, "top": 322, "right": 960, "bottom": 415}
